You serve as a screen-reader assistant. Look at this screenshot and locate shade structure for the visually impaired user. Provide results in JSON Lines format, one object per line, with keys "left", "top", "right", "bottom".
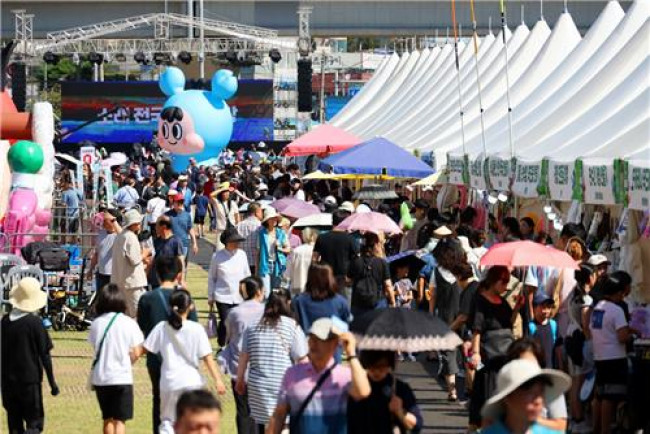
{"left": 336, "top": 211, "right": 402, "bottom": 235}
{"left": 271, "top": 198, "right": 320, "bottom": 219}
{"left": 350, "top": 308, "right": 463, "bottom": 352}
{"left": 352, "top": 184, "right": 399, "bottom": 201}
{"left": 411, "top": 171, "right": 448, "bottom": 186}
{"left": 318, "top": 137, "right": 435, "bottom": 179}
{"left": 479, "top": 241, "right": 579, "bottom": 269}
{"left": 283, "top": 124, "right": 361, "bottom": 156}
{"left": 291, "top": 213, "right": 333, "bottom": 229}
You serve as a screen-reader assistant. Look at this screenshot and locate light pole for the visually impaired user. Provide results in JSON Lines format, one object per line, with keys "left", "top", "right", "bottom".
{"left": 199, "top": 0, "right": 205, "bottom": 79}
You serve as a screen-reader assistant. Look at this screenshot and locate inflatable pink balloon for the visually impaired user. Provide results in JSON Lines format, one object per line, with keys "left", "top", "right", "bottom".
{"left": 5, "top": 188, "right": 38, "bottom": 255}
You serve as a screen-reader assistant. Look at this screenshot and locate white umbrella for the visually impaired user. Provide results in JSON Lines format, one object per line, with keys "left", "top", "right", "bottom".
{"left": 292, "top": 213, "right": 333, "bottom": 229}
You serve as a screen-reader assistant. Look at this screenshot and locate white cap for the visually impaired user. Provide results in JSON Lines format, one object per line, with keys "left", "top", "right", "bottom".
{"left": 338, "top": 201, "right": 355, "bottom": 213}
{"left": 356, "top": 204, "right": 372, "bottom": 214}
{"left": 309, "top": 316, "right": 349, "bottom": 341}
{"left": 434, "top": 226, "right": 452, "bottom": 237}
{"left": 587, "top": 254, "right": 611, "bottom": 267}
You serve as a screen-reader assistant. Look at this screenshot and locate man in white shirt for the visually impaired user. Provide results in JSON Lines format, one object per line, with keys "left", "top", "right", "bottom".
{"left": 111, "top": 209, "right": 150, "bottom": 317}
{"left": 236, "top": 202, "right": 263, "bottom": 275}
{"left": 146, "top": 188, "right": 168, "bottom": 235}
{"left": 207, "top": 228, "right": 251, "bottom": 347}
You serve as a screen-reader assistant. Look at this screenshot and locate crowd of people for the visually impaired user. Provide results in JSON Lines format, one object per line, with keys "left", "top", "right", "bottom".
{"left": 1, "top": 150, "right": 645, "bottom": 434}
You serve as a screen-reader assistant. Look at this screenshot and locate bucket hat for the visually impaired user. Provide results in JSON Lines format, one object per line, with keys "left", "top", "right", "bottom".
{"left": 9, "top": 277, "right": 47, "bottom": 313}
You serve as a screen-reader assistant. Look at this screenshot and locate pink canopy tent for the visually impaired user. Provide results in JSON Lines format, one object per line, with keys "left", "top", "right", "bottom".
{"left": 283, "top": 124, "right": 361, "bottom": 156}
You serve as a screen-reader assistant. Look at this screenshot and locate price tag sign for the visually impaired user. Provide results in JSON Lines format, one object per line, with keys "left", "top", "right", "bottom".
{"left": 548, "top": 160, "right": 573, "bottom": 201}
{"left": 512, "top": 160, "right": 541, "bottom": 198}
{"left": 583, "top": 161, "right": 615, "bottom": 205}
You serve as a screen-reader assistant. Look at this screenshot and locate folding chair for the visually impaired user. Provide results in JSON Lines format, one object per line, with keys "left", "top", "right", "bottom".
{"left": 2, "top": 265, "right": 45, "bottom": 312}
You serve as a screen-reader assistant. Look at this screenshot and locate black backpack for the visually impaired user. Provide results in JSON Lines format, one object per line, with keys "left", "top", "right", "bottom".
{"left": 352, "top": 257, "right": 380, "bottom": 309}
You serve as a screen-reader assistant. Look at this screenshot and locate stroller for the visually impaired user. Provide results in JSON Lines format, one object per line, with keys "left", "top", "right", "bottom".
{"left": 25, "top": 243, "right": 94, "bottom": 331}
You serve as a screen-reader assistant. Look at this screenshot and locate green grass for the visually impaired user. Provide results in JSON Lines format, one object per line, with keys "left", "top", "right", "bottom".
{"left": 2, "top": 263, "right": 236, "bottom": 434}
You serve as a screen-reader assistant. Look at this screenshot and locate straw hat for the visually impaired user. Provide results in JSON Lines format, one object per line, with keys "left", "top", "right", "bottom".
{"left": 434, "top": 225, "right": 452, "bottom": 237}
{"left": 9, "top": 277, "right": 47, "bottom": 313}
{"left": 215, "top": 182, "right": 231, "bottom": 195}
{"left": 123, "top": 209, "right": 143, "bottom": 228}
{"left": 481, "top": 359, "right": 571, "bottom": 420}
{"left": 262, "top": 207, "right": 279, "bottom": 223}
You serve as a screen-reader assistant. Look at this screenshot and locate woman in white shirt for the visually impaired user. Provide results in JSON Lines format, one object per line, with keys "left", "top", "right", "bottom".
{"left": 88, "top": 283, "right": 144, "bottom": 434}
{"left": 146, "top": 188, "right": 168, "bottom": 235}
{"left": 134, "top": 290, "right": 226, "bottom": 434}
{"left": 589, "top": 271, "right": 637, "bottom": 434}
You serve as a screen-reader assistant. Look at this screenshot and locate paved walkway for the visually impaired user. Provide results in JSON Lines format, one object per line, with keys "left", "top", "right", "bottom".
{"left": 190, "top": 237, "right": 468, "bottom": 433}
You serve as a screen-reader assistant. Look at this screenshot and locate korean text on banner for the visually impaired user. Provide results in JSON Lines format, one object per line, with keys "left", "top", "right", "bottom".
{"left": 488, "top": 156, "right": 512, "bottom": 192}
{"left": 628, "top": 161, "right": 650, "bottom": 211}
{"left": 512, "top": 160, "right": 542, "bottom": 198}
{"left": 583, "top": 160, "right": 616, "bottom": 205}
{"left": 447, "top": 155, "right": 466, "bottom": 186}
{"left": 468, "top": 156, "right": 487, "bottom": 191}
{"left": 548, "top": 160, "right": 574, "bottom": 202}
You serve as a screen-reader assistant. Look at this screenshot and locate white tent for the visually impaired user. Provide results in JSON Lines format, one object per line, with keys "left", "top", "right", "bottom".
{"left": 332, "top": 0, "right": 649, "bottom": 169}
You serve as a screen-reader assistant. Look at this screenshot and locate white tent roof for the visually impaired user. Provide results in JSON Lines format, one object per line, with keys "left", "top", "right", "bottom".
{"left": 331, "top": 0, "right": 650, "bottom": 166}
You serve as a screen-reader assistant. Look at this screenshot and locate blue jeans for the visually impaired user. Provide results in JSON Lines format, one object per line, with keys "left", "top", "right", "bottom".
{"left": 260, "top": 274, "right": 281, "bottom": 300}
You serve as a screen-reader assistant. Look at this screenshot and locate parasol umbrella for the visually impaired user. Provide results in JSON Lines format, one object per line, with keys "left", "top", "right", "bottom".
{"left": 291, "top": 213, "right": 333, "bottom": 229}
{"left": 479, "top": 241, "right": 579, "bottom": 269}
{"left": 387, "top": 250, "right": 426, "bottom": 282}
{"left": 350, "top": 308, "right": 463, "bottom": 352}
{"left": 336, "top": 211, "right": 402, "bottom": 235}
{"left": 352, "top": 184, "right": 399, "bottom": 201}
{"left": 271, "top": 198, "right": 320, "bottom": 219}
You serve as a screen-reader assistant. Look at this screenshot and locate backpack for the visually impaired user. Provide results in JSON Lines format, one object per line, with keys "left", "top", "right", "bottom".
{"left": 352, "top": 257, "right": 380, "bottom": 309}
{"left": 528, "top": 319, "right": 558, "bottom": 343}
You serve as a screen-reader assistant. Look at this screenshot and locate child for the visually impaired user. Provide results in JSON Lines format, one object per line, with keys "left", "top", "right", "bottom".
{"left": 193, "top": 192, "right": 209, "bottom": 238}
{"left": 393, "top": 264, "right": 415, "bottom": 309}
{"left": 528, "top": 292, "right": 558, "bottom": 369}
{"left": 1, "top": 277, "right": 59, "bottom": 434}
{"left": 140, "top": 289, "right": 226, "bottom": 434}
{"left": 393, "top": 264, "right": 416, "bottom": 362}
{"left": 88, "top": 283, "right": 144, "bottom": 434}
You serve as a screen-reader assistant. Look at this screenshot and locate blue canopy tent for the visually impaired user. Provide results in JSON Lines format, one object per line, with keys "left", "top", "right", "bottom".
{"left": 318, "top": 137, "right": 435, "bottom": 178}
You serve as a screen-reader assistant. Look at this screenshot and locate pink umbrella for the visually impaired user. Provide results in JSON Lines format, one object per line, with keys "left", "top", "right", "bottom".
{"left": 336, "top": 212, "right": 402, "bottom": 235}
{"left": 283, "top": 124, "right": 361, "bottom": 156}
{"left": 479, "top": 241, "right": 579, "bottom": 269}
{"left": 271, "top": 198, "right": 320, "bottom": 219}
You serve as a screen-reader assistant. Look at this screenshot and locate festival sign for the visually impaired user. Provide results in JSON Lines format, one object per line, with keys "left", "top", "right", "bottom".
{"left": 548, "top": 160, "right": 574, "bottom": 201}
{"left": 447, "top": 154, "right": 466, "bottom": 186}
{"left": 468, "top": 156, "right": 487, "bottom": 190}
{"left": 583, "top": 160, "right": 616, "bottom": 205}
{"left": 487, "top": 156, "right": 512, "bottom": 192}
{"left": 628, "top": 161, "right": 650, "bottom": 211}
{"left": 512, "top": 159, "right": 542, "bottom": 198}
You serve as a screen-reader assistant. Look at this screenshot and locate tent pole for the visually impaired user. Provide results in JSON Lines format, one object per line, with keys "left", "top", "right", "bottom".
{"left": 450, "top": 0, "right": 467, "bottom": 156}
{"left": 469, "top": 0, "right": 488, "bottom": 159}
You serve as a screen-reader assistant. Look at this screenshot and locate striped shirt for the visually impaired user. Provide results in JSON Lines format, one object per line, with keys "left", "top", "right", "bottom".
{"left": 237, "top": 217, "right": 261, "bottom": 267}
{"left": 242, "top": 316, "right": 308, "bottom": 424}
{"left": 278, "top": 359, "right": 352, "bottom": 434}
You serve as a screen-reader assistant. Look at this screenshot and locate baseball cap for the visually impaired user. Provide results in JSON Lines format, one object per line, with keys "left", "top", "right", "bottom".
{"left": 309, "top": 316, "right": 349, "bottom": 341}
{"left": 338, "top": 201, "right": 355, "bottom": 213}
{"left": 587, "top": 254, "right": 611, "bottom": 267}
{"left": 533, "top": 292, "right": 555, "bottom": 306}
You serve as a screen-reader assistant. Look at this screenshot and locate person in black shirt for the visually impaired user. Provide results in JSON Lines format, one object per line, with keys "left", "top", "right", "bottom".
{"left": 312, "top": 210, "right": 359, "bottom": 299}
{"left": 1, "top": 277, "right": 59, "bottom": 434}
{"left": 148, "top": 215, "right": 185, "bottom": 288}
{"left": 348, "top": 350, "right": 422, "bottom": 434}
{"left": 347, "top": 232, "right": 394, "bottom": 318}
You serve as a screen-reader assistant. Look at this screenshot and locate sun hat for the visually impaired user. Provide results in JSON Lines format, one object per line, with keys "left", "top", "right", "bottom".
{"left": 587, "top": 254, "right": 611, "bottom": 267}
{"left": 262, "top": 207, "right": 279, "bottom": 223}
{"left": 123, "top": 209, "right": 143, "bottom": 228}
{"left": 9, "top": 277, "right": 47, "bottom": 313}
{"left": 309, "top": 316, "right": 349, "bottom": 341}
{"left": 220, "top": 227, "right": 245, "bottom": 245}
{"left": 177, "top": 174, "right": 188, "bottom": 181}
{"left": 356, "top": 203, "right": 372, "bottom": 214}
{"left": 481, "top": 359, "right": 571, "bottom": 420}
{"left": 215, "top": 182, "right": 231, "bottom": 195}
{"left": 434, "top": 225, "right": 452, "bottom": 237}
{"left": 338, "top": 201, "right": 355, "bottom": 213}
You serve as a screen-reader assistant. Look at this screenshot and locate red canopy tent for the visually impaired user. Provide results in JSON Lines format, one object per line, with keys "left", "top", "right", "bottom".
{"left": 283, "top": 124, "right": 361, "bottom": 156}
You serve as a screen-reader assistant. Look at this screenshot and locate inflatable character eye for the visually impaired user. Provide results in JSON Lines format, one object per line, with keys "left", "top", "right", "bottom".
{"left": 172, "top": 123, "right": 183, "bottom": 140}
{"left": 162, "top": 123, "right": 170, "bottom": 139}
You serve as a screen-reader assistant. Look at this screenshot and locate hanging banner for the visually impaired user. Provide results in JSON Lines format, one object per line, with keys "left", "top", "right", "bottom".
{"left": 487, "top": 156, "right": 511, "bottom": 192}
{"left": 512, "top": 159, "right": 542, "bottom": 198}
{"left": 628, "top": 161, "right": 650, "bottom": 211}
{"left": 548, "top": 160, "right": 574, "bottom": 201}
{"left": 468, "top": 156, "right": 487, "bottom": 190}
{"left": 583, "top": 160, "right": 615, "bottom": 205}
{"left": 76, "top": 161, "right": 85, "bottom": 201}
{"left": 104, "top": 166, "right": 113, "bottom": 206}
{"left": 447, "top": 154, "right": 466, "bottom": 185}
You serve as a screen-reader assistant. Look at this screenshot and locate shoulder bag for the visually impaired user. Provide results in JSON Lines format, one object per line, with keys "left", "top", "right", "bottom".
{"left": 87, "top": 313, "right": 120, "bottom": 391}
{"left": 288, "top": 362, "right": 338, "bottom": 432}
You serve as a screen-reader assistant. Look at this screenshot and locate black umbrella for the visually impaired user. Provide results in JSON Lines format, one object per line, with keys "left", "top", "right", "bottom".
{"left": 353, "top": 184, "right": 398, "bottom": 201}
{"left": 387, "top": 250, "right": 426, "bottom": 282}
{"left": 350, "top": 308, "right": 462, "bottom": 353}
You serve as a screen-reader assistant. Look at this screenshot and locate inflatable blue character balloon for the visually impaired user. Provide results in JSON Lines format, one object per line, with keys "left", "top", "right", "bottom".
{"left": 157, "top": 66, "right": 238, "bottom": 170}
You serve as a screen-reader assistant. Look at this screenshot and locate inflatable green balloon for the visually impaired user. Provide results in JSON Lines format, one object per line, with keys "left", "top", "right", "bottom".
{"left": 400, "top": 201, "right": 414, "bottom": 230}
{"left": 8, "top": 140, "right": 44, "bottom": 174}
